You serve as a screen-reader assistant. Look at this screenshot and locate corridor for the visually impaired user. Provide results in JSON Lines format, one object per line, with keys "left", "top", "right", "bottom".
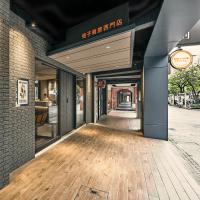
{"left": 0, "top": 125, "right": 199, "bottom": 200}
{"left": 98, "top": 110, "right": 141, "bottom": 131}
{"left": 117, "top": 101, "right": 134, "bottom": 111}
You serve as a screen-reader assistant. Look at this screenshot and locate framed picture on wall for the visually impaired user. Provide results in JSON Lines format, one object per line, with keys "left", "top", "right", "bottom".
{"left": 17, "top": 79, "right": 29, "bottom": 106}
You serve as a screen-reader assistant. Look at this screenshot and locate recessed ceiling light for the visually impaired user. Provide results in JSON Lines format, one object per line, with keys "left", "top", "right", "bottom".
{"left": 106, "top": 46, "right": 111, "bottom": 49}
{"left": 31, "top": 21, "right": 37, "bottom": 28}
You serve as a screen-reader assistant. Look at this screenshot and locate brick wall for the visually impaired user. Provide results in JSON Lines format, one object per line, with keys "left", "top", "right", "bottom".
{"left": 8, "top": 11, "right": 80, "bottom": 172}
{"left": 0, "top": 0, "right": 10, "bottom": 188}
{"left": 9, "top": 13, "right": 36, "bottom": 171}
{"left": 0, "top": 0, "right": 80, "bottom": 188}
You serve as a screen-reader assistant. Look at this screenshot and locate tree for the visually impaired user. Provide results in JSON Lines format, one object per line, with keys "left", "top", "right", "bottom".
{"left": 184, "top": 65, "right": 200, "bottom": 101}
{"left": 168, "top": 71, "right": 187, "bottom": 94}
{"left": 168, "top": 77, "right": 180, "bottom": 95}
{"left": 168, "top": 65, "right": 200, "bottom": 101}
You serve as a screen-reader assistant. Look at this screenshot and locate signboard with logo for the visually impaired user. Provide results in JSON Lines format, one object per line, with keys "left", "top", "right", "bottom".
{"left": 65, "top": 3, "right": 129, "bottom": 44}
{"left": 81, "top": 18, "right": 124, "bottom": 40}
{"left": 170, "top": 50, "right": 193, "bottom": 70}
{"left": 97, "top": 80, "right": 106, "bottom": 88}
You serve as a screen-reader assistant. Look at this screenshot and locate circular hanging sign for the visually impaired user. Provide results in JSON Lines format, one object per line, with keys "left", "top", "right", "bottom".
{"left": 170, "top": 50, "right": 193, "bottom": 69}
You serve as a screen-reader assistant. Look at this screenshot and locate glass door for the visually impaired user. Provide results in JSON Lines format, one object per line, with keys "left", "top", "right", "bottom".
{"left": 35, "top": 61, "right": 59, "bottom": 152}
{"left": 76, "top": 77, "right": 85, "bottom": 127}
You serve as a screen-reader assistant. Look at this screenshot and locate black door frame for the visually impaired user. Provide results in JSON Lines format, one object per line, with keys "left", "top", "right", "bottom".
{"left": 35, "top": 58, "right": 61, "bottom": 153}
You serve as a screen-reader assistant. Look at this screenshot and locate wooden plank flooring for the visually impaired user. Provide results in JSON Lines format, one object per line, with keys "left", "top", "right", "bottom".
{"left": 0, "top": 124, "right": 200, "bottom": 200}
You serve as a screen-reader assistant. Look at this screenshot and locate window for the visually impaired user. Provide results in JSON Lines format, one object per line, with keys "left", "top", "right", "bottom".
{"left": 35, "top": 61, "right": 59, "bottom": 152}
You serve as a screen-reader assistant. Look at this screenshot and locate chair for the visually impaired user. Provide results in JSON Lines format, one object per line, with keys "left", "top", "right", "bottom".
{"left": 35, "top": 106, "right": 48, "bottom": 137}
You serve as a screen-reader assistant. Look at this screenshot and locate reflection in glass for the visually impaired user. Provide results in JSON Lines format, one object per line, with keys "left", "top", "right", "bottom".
{"left": 76, "top": 78, "right": 85, "bottom": 127}
{"left": 35, "top": 62, "right": 59, "bottom": 151}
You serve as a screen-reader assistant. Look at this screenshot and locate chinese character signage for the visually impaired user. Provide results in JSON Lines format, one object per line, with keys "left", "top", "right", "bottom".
{"left": 65, "top": 3, "right": 129, "bottom": 44}
{"left": 81, "top": 19, "right": 124, "bottom": 40}
{"left": 17, "top": 79, "right": 29, "bottom": 106}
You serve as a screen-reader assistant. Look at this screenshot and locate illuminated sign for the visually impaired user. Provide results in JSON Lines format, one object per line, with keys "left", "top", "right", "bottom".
{"left": 65, "top": 3, "right": 129, "bottom": 44}
{"left": 170, "top": 50, "right": 193, "bottom": 70}
{"left": 81, "top": 19, "right": 123, "bottom": 40}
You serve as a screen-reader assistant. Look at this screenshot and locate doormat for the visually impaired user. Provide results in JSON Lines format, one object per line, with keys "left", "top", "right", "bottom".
{"left": 74, "top": 185, "right": 109, "bottom": 200}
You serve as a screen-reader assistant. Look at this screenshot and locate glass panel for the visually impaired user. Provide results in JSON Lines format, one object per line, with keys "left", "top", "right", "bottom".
{"left": 96, "top": 86, "right": 99, "bottom": 120}
{"left": 107, "top": 85, "right": 112, "bottom": 113}
{"left": 35, "top": 62, "right": 59, "bottom": 151}
{"left": 76, "top": 78, "right": 85, "bottom": 127}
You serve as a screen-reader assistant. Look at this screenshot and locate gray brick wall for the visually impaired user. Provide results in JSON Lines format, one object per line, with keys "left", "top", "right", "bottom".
{"left": 0, "top": 0, "right": 10, "bottom": 188}
{"left": 9, "top": 12, "right": 36, "bottom": 171}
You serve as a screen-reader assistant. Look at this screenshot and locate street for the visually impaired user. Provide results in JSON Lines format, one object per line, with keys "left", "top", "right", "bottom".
{"left": 169, "top": 106, "right": 200, "bottom": 183}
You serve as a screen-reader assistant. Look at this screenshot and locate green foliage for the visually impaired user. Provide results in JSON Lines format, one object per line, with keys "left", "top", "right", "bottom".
{"left": 168, "top": 65, "right": 200, "bottom": 99}
{"left": 76, "top": 84, "right": 80, "bottom": 94}
{"left": 184, "top": 65, "right": 200, "bottom": 100}
{"left": 168, "top": 78, "right": 180, "bottom": 95}
{"left": 190, "top": 104, "right": 200, "bottom": 109}
{"left": 168, "top": 70, "right": 187, "bottom": 94}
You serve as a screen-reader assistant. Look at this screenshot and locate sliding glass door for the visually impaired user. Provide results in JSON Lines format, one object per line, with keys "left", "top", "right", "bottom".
{"left": 35, "top": 60, "right": 59, "bottom": 152}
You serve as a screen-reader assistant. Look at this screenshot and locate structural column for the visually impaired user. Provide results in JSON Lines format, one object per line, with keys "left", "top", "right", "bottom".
{"left": 143, "top": 55, "right": 168, "bottom": 140}
{"left": 0, "top": 0, "right": 10, "bottom": 188}
{"left": 86, "top": 73, "right": 93, "bottom": 123}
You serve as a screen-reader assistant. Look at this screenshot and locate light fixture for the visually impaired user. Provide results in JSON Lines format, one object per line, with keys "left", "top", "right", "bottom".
{"left": 106, "top": 46, "right": 111, "bottom": 49}
{"left": 31, "top": 21, "right": 37, "bottom": 28}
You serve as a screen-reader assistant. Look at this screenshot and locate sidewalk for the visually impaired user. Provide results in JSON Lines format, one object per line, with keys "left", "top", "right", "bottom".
{"left": 169, "top": 106, "right": 200, "bottom": 184}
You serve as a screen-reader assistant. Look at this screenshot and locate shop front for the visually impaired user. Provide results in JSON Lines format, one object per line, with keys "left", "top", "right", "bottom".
{"left": 35, "top": 60, "right": 86, "bottom": 152}
{"left": 1, "top": 0, "right": 200, "bottom": 190}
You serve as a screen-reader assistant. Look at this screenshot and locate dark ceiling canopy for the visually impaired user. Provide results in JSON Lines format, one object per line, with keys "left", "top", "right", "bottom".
{"left": 11, "top": 0, "right": 162, "bottom": 43}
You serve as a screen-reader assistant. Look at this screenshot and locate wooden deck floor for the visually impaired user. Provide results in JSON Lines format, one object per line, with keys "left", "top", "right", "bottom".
{"left": 0, "top": 124, "right": 200, "bottom": 200}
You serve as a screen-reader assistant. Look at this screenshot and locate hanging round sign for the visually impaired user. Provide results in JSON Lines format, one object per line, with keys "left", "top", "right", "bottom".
{"left": 170, "top": 50, "right": 193, "bottom": 70}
